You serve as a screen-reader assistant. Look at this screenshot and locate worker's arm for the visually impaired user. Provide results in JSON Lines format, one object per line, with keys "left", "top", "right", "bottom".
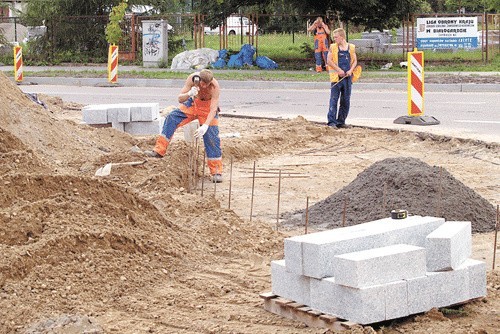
{"left": 307, "top": 22, "right": 317, "bottom": 32}
{"left": 178, "top": 73, "right": 199, "bottom": 103}
{"left": 346, "top": 47, "right": 358, "bottom": 77}
{"left": 203, "top": 82, "right": 220, "bottom": 127}
{"left": 322, "top": 23, "right": 331, "bottom": 35}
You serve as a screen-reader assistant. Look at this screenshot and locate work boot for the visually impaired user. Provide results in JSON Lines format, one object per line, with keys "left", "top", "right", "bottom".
{"left": 212, "top": 174, "right": 223, "bottom": 183}
{"left": 144, "top": 150, "right": 162, "bottom": 158}
{"left": 337, "top": 124, "right": 352, "bottom": 129}
{"left": 315, "top": 65, "right": 322, "bottom": 73}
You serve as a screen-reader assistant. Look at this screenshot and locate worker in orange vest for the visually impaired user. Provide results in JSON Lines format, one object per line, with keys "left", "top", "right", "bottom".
{"left": 308, "top": 17, "right": 331, "bottom": 72}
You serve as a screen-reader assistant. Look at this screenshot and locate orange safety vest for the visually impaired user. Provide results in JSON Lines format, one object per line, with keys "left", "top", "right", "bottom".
{"left": 328, "top": 43, "right": 357, "bottom": 83}
{"left": 314, "top": 27, "right": 327, "bottom": 40}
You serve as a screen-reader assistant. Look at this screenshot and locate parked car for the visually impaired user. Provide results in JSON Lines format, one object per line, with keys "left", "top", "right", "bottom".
{"left": 204, "top": 15, "right": 258, "bottom": 35}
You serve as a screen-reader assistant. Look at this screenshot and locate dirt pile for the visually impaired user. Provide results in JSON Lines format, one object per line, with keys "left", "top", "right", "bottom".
{"left": 0, "top": 71, "right": 499, "bottom": 333}
{"left": 282, "top": 157, "right": 497, "bottom": 233}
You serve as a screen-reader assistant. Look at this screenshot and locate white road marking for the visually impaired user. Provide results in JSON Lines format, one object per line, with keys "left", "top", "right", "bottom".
{"left": 454, "top": 120, "right": 500, "bottom": 124}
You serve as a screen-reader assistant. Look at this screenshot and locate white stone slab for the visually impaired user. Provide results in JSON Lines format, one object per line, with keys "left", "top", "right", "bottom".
{"left": 426, "top": 221, "right": 471, "bottom": 272}
{"left": 130, "top": 103, "right": 160, "bottom": 122}
{"left": 459, "top": 258, "right": 486, "bottom": 300}
{"left": 111, "top": 122, "right": 125, "bottom": 132}
{"left": 82, "top": 105, "right": 108, "bottom": 124}
{"left": 107, "top": 104, "right": 131, "bottom": 123}
{"left": 385, "top": 280, "right": 409, "bottom": 320}
{"left": 271, "top": 260, "right": 311, "bottom": 306}
{"left": 333, "top": 244, "right": 426, "bottom": 288}
{"left": 407, "top": 264, "right": 470, "bottom": 314}
{"left": 124, "top": 117, "right": 164, "bottom": 136}
{"left": 285, "top": 216, "right": 444, "bottom": 278}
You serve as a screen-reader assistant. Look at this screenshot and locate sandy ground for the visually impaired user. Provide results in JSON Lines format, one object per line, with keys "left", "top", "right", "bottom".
{"left": 0, "top": 72, "right": 499, "bottom": 333}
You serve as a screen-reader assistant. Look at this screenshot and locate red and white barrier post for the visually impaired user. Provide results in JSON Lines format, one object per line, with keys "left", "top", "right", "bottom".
{"left": 407, "top": 48, "right": 424, "bottom": 116}
{"left": 13, "top": 45, "right": 23, "bottom": 82}
{"left": 108, "top": 44, "right": 118, "bottom": 83}
{"left": 394, "top": 48, "right": 439, "bottom": 125}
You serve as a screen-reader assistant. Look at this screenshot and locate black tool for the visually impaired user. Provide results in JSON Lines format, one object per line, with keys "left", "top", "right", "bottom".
{"left": 391, "top": 209, "right": 408, "bottom": 219}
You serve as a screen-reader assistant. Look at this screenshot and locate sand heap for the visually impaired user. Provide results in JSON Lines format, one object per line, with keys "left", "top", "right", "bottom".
{"left": 283, "top": 157, "right": 496, "bottom": 233}
{"left": 0, "top": 72, "right": 285, "bottom": 333}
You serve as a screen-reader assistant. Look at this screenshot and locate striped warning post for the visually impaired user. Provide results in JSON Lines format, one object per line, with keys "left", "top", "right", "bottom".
{"left": 13, "top": 46, "right": 23, "bottom": 82}
{"left": 108, "top": 44, "right": 118, "bottom": 83}
{"left": 407, "top": 48, "right": 424, "bottom": 117}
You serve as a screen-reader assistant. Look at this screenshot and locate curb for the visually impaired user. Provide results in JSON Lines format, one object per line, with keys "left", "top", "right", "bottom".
{"left": 13, "top": 76, "right": 500, "bottom": 92}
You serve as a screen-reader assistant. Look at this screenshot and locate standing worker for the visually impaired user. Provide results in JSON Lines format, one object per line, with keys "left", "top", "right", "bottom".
{"left": 326, "top": 28, "right": 357, "bottom": 128}
{"left": 307, "top": 17, "right": 330, "bottom": 73}
{"left": 146, "top": 69, "right": 223, "bottom": 183}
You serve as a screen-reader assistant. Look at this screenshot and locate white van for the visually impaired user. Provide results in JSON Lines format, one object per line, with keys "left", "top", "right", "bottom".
{"left": 204, "top": 15, "right": 258, "bottom": 35}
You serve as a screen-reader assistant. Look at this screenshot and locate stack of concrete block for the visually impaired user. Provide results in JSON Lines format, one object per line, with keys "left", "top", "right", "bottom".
{"left": 271, "top": 216, "right": 486, "bottom": 325}
{"left": 82, "top": 103, "right": 164, "bottom": 136}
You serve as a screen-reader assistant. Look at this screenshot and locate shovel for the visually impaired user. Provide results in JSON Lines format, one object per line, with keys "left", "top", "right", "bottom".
{"left": 95, "top": 160, "right": 146, "bottom": 177}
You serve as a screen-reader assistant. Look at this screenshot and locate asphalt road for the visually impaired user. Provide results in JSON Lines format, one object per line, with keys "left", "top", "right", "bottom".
{"left": 19, "top": 82, "right": 500, "bottom": 143}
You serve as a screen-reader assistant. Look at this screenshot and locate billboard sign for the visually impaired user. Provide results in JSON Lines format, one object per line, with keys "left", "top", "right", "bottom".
{"left": 416, "top": 17, "right": 478, "bottom": 49}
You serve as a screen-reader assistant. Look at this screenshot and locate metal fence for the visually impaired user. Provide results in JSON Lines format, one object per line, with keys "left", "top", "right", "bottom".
{"left": 1, "top": 13, "right": 499, "bottom": 66}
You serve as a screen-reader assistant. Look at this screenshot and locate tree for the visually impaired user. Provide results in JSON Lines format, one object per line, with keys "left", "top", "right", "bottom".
{"left": 197, "top": 0, "right": 433, "bottom": 31}
{"left": 106, "top": 0, "right": 128, "bottom": 45}
{"left": 445, "top": 0, "right": 500, "bottom": 12}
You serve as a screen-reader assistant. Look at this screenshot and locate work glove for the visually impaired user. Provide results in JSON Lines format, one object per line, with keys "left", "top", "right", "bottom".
{"left": 188, "top": 86, "right": 199, "bottom": 98}
{"left": 194, "top": 124, "right": 208, "bottom": 138}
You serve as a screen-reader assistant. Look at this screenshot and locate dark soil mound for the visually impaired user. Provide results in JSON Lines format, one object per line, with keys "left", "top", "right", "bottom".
{"left": 282, "top": 157, "right": 496, "bottom": 233}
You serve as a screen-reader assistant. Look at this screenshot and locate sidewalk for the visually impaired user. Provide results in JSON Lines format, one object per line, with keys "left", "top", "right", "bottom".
{"left": 2, "top": 65, "right": 499, "bottom": 92}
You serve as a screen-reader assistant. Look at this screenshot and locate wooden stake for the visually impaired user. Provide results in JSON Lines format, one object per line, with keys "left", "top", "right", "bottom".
{"left": 436, "top": 166, "right": 443, "bottom": 217}
{"left": 250, "top": 161, "right": 256, "bottom": 222}
{"left": 276, "top": 169, "right": 282, "bottom": 231}
{"left": 342, "top": 196, "right": 348, "bottom": 227}
{"left": 493, "top": 204, "right": 499, "bottom": 270}
{"left": 305, "top": 196, "right": 309, "bottom": 234}
{"left": 228, "top": 156, "right": 233, "bottom": 209}
{"left": 201, "top": 153, "right": 206, "bottom": 196}
{"left": 382, "top": 182, "right": 387, "bottom": 216}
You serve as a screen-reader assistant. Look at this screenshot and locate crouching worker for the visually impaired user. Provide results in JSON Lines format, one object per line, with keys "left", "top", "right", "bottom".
{"left": 146, "top": 69, "right": 223, "bottom": 183}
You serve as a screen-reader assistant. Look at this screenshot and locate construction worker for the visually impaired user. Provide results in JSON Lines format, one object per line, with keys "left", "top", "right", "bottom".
{"left": 326, "top": 28, "right": 357, "bottom": 129}
{"left": 146, "top": 69, "right": 223, "bottom": 183}
{"left": 307, "top": 17, "right": 330, "bottom": 72}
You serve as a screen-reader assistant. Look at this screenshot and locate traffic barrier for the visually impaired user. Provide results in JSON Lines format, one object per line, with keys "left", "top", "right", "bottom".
{"left": 407, "top": 48, "right": 424, "bottom": 116}
{"left": 13, "top": 45, "right": 23, "bottom": 82}
{"left": 108, "top": 44, "right": 118, "bottom": 83}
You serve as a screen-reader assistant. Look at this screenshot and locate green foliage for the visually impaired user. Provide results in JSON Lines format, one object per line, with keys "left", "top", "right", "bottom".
{"left": 105, "top": 0, "right": 128, "bottom": 45}
{"left": 445, "top": 0, "right": 497, "bottom": 12}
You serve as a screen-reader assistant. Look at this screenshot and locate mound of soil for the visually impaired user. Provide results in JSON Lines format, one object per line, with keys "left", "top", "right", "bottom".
{"left": 282, "top": 157, "right": 496, "bottom": 233}
{"left": 1, "top": 71, "right": 499, "bottom": 334}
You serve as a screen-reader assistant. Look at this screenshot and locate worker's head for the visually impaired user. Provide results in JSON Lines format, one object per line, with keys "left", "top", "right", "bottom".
{"left": 315, "top": 17, "right": 323, "bottom": 24}
{"left": 199, "top": 69, "right": 214, "bottom": 88}
{"left": 333, "top": 28, "right": 346, "bottom": 42}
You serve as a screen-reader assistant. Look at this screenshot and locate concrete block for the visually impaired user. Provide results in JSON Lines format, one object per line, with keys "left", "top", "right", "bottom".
{"left": 335, "top": 283, "right": 386, "bottom": 324}
{"left": 309, "top": 277, "right": 341, "bottom": 316}
{"left": 312, "top": 277, "right": 409, "bottom": 324}
{"left": 107, "top": 104, "right": 131, "bottom": 123}
{"left": 124, "top": 117, "right": 164, "bottom": 136}
{"left": 130, "top": 103, "right": 160, "bottom": 122}
{"left": 111, "top": 122, "right": 125, "bottom": 132}
{"left": 271, "top": 260, "right": 311, "bottom": 306}
{"left": 385, "top": 280, "right": 409, "bottom": 320}
{"left": 82, "top": 105, "right": 109, "bottom": 124}
{"left": 285, "top": 216, "right": 444, "bottom": 278}
{"left": 426, "top": 221, "right": 471, "bottom": 271}
{"left": 407, "top": 265, "right": 470, "bottom": 314}
{"left": 333, "top": 244, "right": 426, "bottom": 288}
{"left": 459, "top": 258, "right": 486, "bottom": 299}
{"left": 407, "top": 274, "right": 432, "bottom": 314}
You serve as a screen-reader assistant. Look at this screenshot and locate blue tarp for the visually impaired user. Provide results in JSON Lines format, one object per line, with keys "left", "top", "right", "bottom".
{"left": 255, "top": 56, "right": 278, "bottom": 69}
{"left": 212, "top": 44, "right": 278, "bottom": 69}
